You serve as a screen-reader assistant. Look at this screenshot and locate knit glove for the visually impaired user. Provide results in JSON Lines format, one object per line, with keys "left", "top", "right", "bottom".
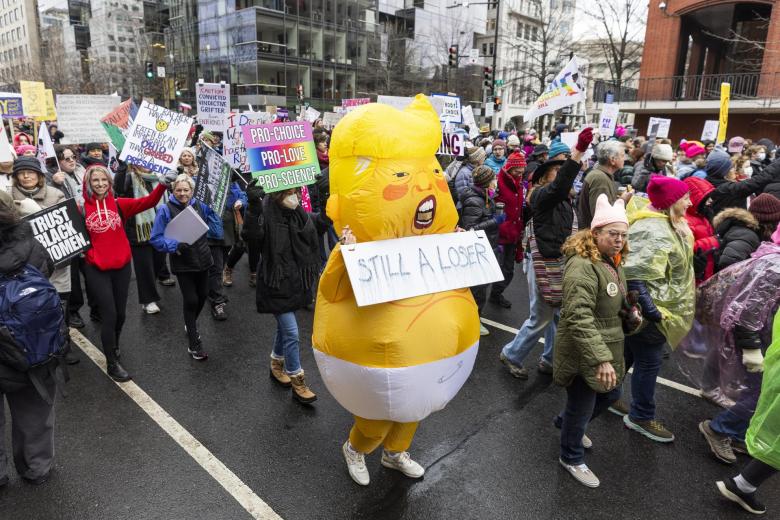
{"left": 158, "top": 170, "right": 179, "bottom": 188}
{"left": 493, "top": 213, "right": 507, "bottom": 225}
{"left": 575, "top": 127, "right": 594, "bottom": 153}
{"left": 742, "top": 349, "right": 764, "bottom": 373}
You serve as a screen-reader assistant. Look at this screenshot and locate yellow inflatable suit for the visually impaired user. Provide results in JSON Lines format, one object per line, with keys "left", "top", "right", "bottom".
{"left": 312, "top": 95, "right": 480, "bottom": 456}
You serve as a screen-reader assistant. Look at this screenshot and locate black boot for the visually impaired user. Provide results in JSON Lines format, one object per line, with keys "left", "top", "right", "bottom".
{"left": 107, "top": 361, "right": 131, "bottom": 382}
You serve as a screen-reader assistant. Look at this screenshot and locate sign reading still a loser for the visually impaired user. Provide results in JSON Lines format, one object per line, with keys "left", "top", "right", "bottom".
{"left": 341, "top": 230, "right": 504, "bottom": 307}
{"left": 241, "top": 121, "right": 320, "bottom": 193}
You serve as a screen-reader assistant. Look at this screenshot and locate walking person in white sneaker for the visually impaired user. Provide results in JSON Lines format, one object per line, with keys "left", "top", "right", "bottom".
{"left": 553, "top": 194, "right": 636, "bottom": 488}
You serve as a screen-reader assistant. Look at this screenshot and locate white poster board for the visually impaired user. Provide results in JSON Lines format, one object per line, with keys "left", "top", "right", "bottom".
{"left": 196, "top": 82, "right": 230, "bottom": 131}
{"left": 0, "top": 123, "right": 13, "bottom": 162}
{"left": 701, "top": 120, "right": 720, "bottom": 141}
{"left": 57, "top": 94, "right": 121, "bottom": 144}
{"left": 461, "top": 105, "right": 479, "bottom": 138}
{"left": 341, "top": 231, "right": 503, "bottom": 307}
{"left": 222, "top": 111, "right": 273, "bottom": 172}
{"left": 431, "top": 93, "right": 463, "bottom": 123}
{"left": 119, "top": 101, "right": 193, "bottom": 174}
{"left": 598, "top": 104, "right": 620, "bottom": 137}
{"left": 484, "top": 103, "right": 494, "bottom": 118}
{"left": 163, "top": 205, "right": 208, "bottom": 245}
{"left": 647, "top": 117, "right": 671, "bottom": 138}
{"left": 322, "top": 112, "right": 343, "bottom": 129}
{"left": 438, "top": 129, "right": 466, "bottom": 156}
{"left": 304, "top": 106, "right": 321, "bottom": 123}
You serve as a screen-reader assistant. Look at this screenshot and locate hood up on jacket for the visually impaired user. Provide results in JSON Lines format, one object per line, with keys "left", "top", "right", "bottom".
{"left": 683, "top": 177, "right": 715, "bottom": 217}
{"left": 713, "top": 207, "right": 759, "bottom": 232}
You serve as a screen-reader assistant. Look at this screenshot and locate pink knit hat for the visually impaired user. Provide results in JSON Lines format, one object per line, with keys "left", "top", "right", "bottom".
{"left": 647, "top": 175, "right": 689, "bottom": 210}
{"left": 772, "top": 221, "right": 780, "bottom": 245}
{"left": 684, "top": 143, "right": 706, "bottom": 158}
{"left": 591, "top": 194, "right": 628, "bottom": 229}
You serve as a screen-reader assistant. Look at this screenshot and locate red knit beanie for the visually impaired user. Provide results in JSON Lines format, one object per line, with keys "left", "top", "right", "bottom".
{"left": 504, "top": 151, "right": 526, "bottom": 171}
{"left": 647, "top": 175, "right": 689, "bottom": 210}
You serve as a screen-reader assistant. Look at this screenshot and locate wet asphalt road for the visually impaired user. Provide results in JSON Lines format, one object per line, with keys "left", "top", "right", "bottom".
{"left": 1, "top": 255, "right": 778, "bottom": 520}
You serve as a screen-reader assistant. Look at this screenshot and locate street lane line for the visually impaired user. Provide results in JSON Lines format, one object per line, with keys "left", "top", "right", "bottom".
{"left": 70, "top": 329, "right": 283, "bottom": 520}
{"left": 481, "top": 317, "right": 704, "bottom": 398}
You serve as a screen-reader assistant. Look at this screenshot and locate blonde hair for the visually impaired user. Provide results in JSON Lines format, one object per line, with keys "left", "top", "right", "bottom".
{"left": 666, "top": 200, "right": 692, "bottom": 238}
{"left": 561, "top": 229, "right": 628, "bottom": 264}
{"left": 172, "top": 173, "right": 195, "bottom": 191}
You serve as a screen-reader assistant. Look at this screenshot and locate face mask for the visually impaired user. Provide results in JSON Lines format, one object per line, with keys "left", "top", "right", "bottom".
{"left": 743, "top": 166, "right": 753, "bottom": 177}
{"left": 757, "top": 152, "right": 766, "bottom": 161}
{"left": 488, "top": 188, "right": 496, "bottom": 198}
{"left": 281, "top": 194, "right": 299, "bottom": 209}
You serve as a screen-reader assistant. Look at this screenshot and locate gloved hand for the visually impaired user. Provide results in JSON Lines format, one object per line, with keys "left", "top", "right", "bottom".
{"left": 159, "top": 170, "right": 180, "bottom": 188}
{"left": 176, "top": 242, "right": 191, "bottom": 253}
{"left": 742, "top": 349, "right": 764, "bottom": 373}
{"left": 693, "top": 249, "right": 707, "bottom": 280}
{"left": 493, "top": 213, "right": 507, "bottom": 225}
{"left": 575, "top": 127, "right": 594, "bottom": 153}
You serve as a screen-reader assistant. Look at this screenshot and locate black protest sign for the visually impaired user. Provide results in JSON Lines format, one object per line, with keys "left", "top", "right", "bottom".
{"left": 23, "top": 198, "right": 91, "bottom": 267}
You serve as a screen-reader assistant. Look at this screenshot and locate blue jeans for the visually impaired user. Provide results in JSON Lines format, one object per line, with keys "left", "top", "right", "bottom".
{"left": 624, "top": 323, "right": 666, "bottom": 421}
{"left": 557, "top": 375, "right": 622, "bottom": 465}
{"left": 711, "top": 363, "right": 763, "bottom": 442}
{"left": 501, "top": 254, "right": 558, "bottom": 367}
{"left": 271, "top": 312, "right": 302, "bottom": 375}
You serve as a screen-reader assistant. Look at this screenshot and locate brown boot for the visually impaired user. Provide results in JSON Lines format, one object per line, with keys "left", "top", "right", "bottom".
{"left": 290, "top": 371, "right": 317, "bottom": 403}
{"left": 270, "top": 358, "right": 291, "bottom": 387}
{"left": 248, "top": 272, "right": 257, "bottom": 288}
{"left": 222, "top": 266, "right": 233, "bottom": 287}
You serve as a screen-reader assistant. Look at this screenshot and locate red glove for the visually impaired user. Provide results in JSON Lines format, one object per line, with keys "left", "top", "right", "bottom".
{"left": 575, "top": 127, "right": 594, "bottom": 153}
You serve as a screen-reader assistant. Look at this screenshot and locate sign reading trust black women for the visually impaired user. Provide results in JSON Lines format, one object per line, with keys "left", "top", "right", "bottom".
{"left": 23, "top": 198, "right": 91, "bottom": 267}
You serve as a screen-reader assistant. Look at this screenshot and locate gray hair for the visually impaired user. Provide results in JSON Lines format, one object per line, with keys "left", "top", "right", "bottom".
{"left": 172, "top": 173, "right": 195, "bottom": 191}
{"left": 596, "top": 140, "right": 625, "bottom": 166}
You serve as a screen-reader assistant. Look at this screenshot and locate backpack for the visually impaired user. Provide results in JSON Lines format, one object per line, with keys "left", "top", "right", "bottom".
{"left": 0, "top": 264, "right": 67, "bottom": 372}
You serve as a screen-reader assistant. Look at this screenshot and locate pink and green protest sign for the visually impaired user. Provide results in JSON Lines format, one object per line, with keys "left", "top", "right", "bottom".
{"left": 241, "top": 121, "right": 320, "bottom": 193}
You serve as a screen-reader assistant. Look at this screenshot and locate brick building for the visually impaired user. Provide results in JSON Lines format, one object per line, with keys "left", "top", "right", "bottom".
{"left": 623, "top": 0, "right": 780, "bottom": 143}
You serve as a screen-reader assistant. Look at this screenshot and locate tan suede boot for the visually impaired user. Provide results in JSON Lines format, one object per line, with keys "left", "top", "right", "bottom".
{"left": 222, "top": 266, "right": 233, "bottom": 287}
{"left": 290, "top": 371, "right": 317, "bottom": 403}
{"left": 270, "top": 358, "right": 291, "bottom": 387}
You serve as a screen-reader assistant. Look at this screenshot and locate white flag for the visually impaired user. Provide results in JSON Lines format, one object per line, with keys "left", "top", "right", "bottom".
{"left": 0, "top": 123, "right": 14, "bottom": 163}
{"left": 524, "top": 57, "right": 586, "bottom": 123}
{"left": 37, "top": 121, "right": 58, "bottom": 172}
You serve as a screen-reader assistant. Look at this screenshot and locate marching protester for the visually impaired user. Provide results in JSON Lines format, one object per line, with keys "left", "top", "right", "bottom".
{"left": 682, "top": 177, "right": 719, "bottom": 284}
{"left": 218, "top": 174, "right": 247, "bottom": 287}
{"left": 525, "top": 144, "right": 549, "bottom": 178}
{"left": 616, "top": 176, "right": 695, "bottom": 442}
{"left": 315, "top": 132, "right": 329, "bottom": 170}
{"left": 50, "top": 146, "right": 86, "bottom": 204}
{"left": 452, "top": 145, "right": 487, "bottom": 204}
{"left": 713, "top": 206, "right": 761, "bottom": 272}
{"left": 150, "top": 174, "right": 217, "bottom": 361}
{"left": 177, "top": 148, "right": 200, "bottom": 177}
{"left": 484, "top": 139, "right": 506, "bottom": 173}
{"left": 500, "top": 128, "right": 594, "bottom": 379}
{"left": 631, "top": 143, "right": 675, "bottom": 192}
{"left": 554, "top": 194, "right": 634, "bottom": 488}
{"left": 227, "top": 180, "right": 264, "bottom": 288}
{"left": 80, "top": 143, "right": 106, "bottom": 168}
{"left": 706, "top": 149, "right": 773, "bottom": 215}
{"left": 578, "top": 140, "right": 628, "bottom": 228}
{"left": 80, "top": 165, "right": 170, "bottom": 382}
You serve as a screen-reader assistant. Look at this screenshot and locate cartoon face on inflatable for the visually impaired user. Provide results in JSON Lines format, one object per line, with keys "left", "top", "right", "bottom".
{"left": 326, "top": 95, "right": 459, "bottom": 242}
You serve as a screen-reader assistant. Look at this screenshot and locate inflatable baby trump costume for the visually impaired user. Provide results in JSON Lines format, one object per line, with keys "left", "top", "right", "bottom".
{"left": 312, "top": 95, "right": 481, "bottom": 483}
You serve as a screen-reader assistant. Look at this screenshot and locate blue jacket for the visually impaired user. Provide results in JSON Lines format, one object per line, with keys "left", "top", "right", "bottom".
{"left": 484, "top": 154, "right": 507, "bottom": 174}
{"left": 225, "top": 182, "right": 248, "bottom": 214}
{"left": 150, "top": 194, "right": 219, "bottom": 253}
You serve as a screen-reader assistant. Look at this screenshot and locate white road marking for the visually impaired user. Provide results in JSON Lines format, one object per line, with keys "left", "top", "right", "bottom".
{"left": 70, "top": 330, "right": 283, "bottom": 520}
{"left": 481, "top": 317, "right": 703, "bottom": 398}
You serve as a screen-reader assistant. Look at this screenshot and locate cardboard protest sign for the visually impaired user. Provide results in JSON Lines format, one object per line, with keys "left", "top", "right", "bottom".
{"left": 718, "top": 83, "right": 730, "bottom": 144}
{"left": 0, "top": 93, "right": 24, "bottom": 118}
{"left": 100, "top": 98, "right": 138, "bottom": 150}
{"left": 242, "top": 121, "right": 320, "bottom": 193}
{"left": 35, "top": 90, "right": 57, "bottom": 122}
{"left": 119, "top": 101, "right": 193, "bottom": 174}
{"left": 647, "top": 117, "right": 671, "bottom": 139}
{"left": 431, "top": 93, "right": 462, "bottom": 124}
{"left": 222, "top": 111, "right": 273, "bottom": 173}
{"left": 57, "top": 94, "right": 121, "bottom": 144}
{"left": 194, "top": 144, "right": 232, "bottom": 216}
{"left": 342, "top": 98, "right": 370, "bottom": 110}
{"left": 341, "top": 230, "right": 503, "bottom": 307}
{"left": 438, "top": 129, "right": 466, "bottom": 156}
{"left": 461, "top": 105, "right": 479, "bottom": 139}
{"left": 322, "top": 112, "right": 343, "bottom": 130}
{"left": 524, "top": 57, "right": 585, "bottom": 122}
{"left": 23, "top": 198, "right": 91, "bottom": 267}
{"left": 196, "top": 82, "right": 230, "bottom": 131}
{"left": 164, "top": 205, "right": 209, "bottom": 245}
{"left": 701, "top": 120, "right": 719, "bottom": 142}
{"left": 598, "top": 104, "right": 620, "bottom": 137}
{"left": 20, "top": 81, "right": 46, "bottom": 117}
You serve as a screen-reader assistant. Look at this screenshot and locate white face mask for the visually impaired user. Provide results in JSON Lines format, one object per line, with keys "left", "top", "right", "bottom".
{"left": 757, "top": 152, "right": 766, "bottom": 161}
{"left": 743, "top": 166, "right": 753, "bottom": 177}
{"left": 281, "top": 194, "right": 299, "bottom": 209}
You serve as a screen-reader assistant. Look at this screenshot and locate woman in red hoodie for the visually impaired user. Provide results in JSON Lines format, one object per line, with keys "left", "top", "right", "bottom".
{"left": 682, "top": 176, "right": 719, "bottom": 284}
{"left": 81, "top": 165, "right": 169, "bottom": 381}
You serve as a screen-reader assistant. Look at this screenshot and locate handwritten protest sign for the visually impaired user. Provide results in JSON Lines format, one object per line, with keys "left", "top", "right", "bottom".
{"left": 0, "top": 93, "right": 24, "bottom": 118}
{"left": 196, "top": 82, "right": 230, "bottom": 131}
{"left": 195, "top": 144, "right": 231, "bottom": 216}
{"left": 222, "top": 111, "right": 273, "bottom": 172}
{"left": 242, "top": 121, "right": 320, "bottom": 193}
{"left": 342, "top": 98, "right": 370, "bottom": 111}
{"left": 438, "top": 129, "right": 466, "bottom": 156}
{"left": 119, "top": 101, "right": 193, "bottom": 174}
{"left": 322, "top": 112, "right": 343, "bottom": 130}
{"left": 304, "top": 106, "right": 321, "bottom": 123}
{"left": 524, "top": 57, "right": 585, "bottom": 122}
{"left": 341, "top": 230, "right": 503, "bottom": 307}
{"left": 20, "top": 81, "right": 46, "bottom": 117}
{"left": 598, "top": 104, "right": 620, "bottom": 137}
{"left": 431, "top": 93, "right": 462, "bottom": 124}
{"left": 701, "top": 120, "right": 719, "bottom": 142}
{"left": 101, "top": 99, "right": 138, "bottom": 150}
{"left": 57, "top": 94, "right": 121, "bottom": 144}
{"left": 23, "top": 198, "right": 91, "bottom": 267}
{"left": 647, "top": 117, "right": 671, "bottom": 139}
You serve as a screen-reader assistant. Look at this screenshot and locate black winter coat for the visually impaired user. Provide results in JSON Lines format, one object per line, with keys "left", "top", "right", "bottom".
{"left": 713, "top": 208, "right": 761, "bottom": 271}
{"left": 760, "top": 159, "right": 780, "bottom": 200}
{"left": 528, "top": 158, "right": 580, "bottom": 258}
{"left": 241, "top": 184, "right": 265, "bottom": 242}
{"left": 166, "top": 201, "right": 213, "bottom": 273}
{"left": 458, "top": 185, "right": 499, "bottom": 247}
{"left": 708, "top": 168, "right": 774, "bottom": 216}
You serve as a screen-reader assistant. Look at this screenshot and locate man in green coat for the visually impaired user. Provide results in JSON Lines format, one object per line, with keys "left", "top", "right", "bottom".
{"left": 578, "top": 140, "right": 631, "bottom": 228}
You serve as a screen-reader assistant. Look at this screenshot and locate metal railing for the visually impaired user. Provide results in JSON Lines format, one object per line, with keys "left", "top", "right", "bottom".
{"left": 592, "top": 80, "right": 638, "bottom": 103}
{"left": 635, "top": 72, "right": 780, "bottom": 104}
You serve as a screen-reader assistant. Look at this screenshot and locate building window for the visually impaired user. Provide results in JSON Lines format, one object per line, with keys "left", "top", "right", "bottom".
{"left": 482, "top": 43, "right": 487, "bottom": 55}
{"left": 489, "top": 42, "right": 494, "bottom": 56}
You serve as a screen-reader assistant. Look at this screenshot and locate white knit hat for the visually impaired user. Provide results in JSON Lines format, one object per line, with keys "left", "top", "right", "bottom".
{"left": 507, "top": 135, "right": 521, "bottom": 147}
{"left": 591, "top": 194, "right": 628, "bottom": 229}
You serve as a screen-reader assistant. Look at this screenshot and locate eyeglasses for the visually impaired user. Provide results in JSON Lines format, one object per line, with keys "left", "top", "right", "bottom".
{"left": 606, "top": 230, "right": 628, "bottom": 240}
{"left": 62, "top": 156, "right": 76, "bottom": 161}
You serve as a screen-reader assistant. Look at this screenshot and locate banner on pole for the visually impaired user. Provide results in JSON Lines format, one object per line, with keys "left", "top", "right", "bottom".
{"left": 100, "top": 99, "right": 138, "bottom": 150}
{"left": 701, "top": 120, "right": 719, "bottom": 142}
{"left": 718, "top": 83, "right": 730, "bottom": 145}
{"left": 57, "top": 94, "right": 121, "bottom": 144}
{"left": 194, "top": 144, "right": 232, "bottom": 217}
{"left": 0, "top": 93, "right": 24, "bottom": 118}
{"left": 19, "top": 81, "right": 46, "bottom": 117}
{"left": 598, "top": 104, "right": 620, "bottom": 137}
{"left": 222, "top": 111, "right": 273, "bottom": 173}
{"left": 23, "top": 198, "right": 91, "bottom": 267}
{"left": 196, "top": 82, "right": 231, "bottom": 131}
{"left": 119, "top": 101, "right": 193, "bottom": 174}
{"left": 523, "top": 57, "right": 585, "bottom": 123}
{"left": 242, "top": 121, "right": 320, "bottom": 193}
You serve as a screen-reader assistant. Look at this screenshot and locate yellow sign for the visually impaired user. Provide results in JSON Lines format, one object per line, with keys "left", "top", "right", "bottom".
{"left": 19, "top": 80, "right": 46, "bottom": 117}
{"left": 717, "top": 82, "right": 730, "bottom": 145}
{"left": 35, "top": 89, "right": 57, "bottom": 121}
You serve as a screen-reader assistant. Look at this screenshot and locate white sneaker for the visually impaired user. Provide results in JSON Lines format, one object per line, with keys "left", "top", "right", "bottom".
{"left": 582, "top": 434, "right": 593, "bottom": 449}
{"left": 342, "top": 441, "right": 369, "bottom": 486}
{"left": 559, "top": 458, "right": 600, "bottom": 488}
{"left": 143, "top": 302, "right": 160, "bottom": 314}
{"left": 381, "top": 450, "right": 425, "bottom": 478}
{"left": 480, "top": 323, "right": 490, "bottom": 336}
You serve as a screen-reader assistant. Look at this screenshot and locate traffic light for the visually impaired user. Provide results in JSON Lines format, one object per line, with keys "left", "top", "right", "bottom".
{"left": 494, "top": 96, "right": 502, "bottom": 111}
{"left": 483, "top": 66, "right": 493, "bottom": 89}
{"left": 448, "top": 45, "right": 459, "bottom": 68}
{"left": 145, "top": 62, "right": 154, "bottom": 79}
{"left": 175, "top": 81, "right": 182, "bottom": 96}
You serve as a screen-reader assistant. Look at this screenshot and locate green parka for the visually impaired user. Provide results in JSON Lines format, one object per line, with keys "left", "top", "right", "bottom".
{"left": 553, "top": 253, "right": 627, "bottom": 392}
